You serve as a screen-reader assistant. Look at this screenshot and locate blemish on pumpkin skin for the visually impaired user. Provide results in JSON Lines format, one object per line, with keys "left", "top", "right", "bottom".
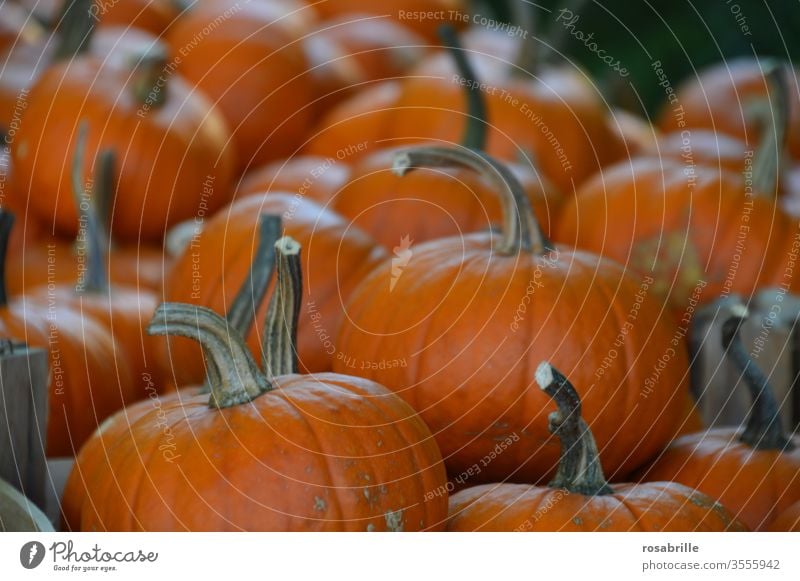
{"left": 314, "top": 496, "right": 327, "bottom": 512}
{"left": 385, "top": 509, "right": 404, "bottom": 532}
{"left": 573, "top": 517, "right": 583, "bottom": 526}
{"left": 366, "top": 524, "right": 375, "bottom": 532}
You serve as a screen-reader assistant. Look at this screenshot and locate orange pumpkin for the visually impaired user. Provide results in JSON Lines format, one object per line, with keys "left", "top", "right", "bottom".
{"left": 235, "top": 155, "right": 352, "bottom": 204}
{"left": 446, "top": 362, "right": 748, "bottom": 532}
{"left": 0, "top": 211, "right": 135, "bottom": 456}
{"left": 639, "top": 304, "right": 800, "bottom": 531}
{"left": 167, "top": 0, "right": 315, "bottom": 170}
{"left": 10, "top": 40, "right": 235, "bottom": 242}
{"left": 334, "top": 146, "right": 690, "bottom": 483}
{"left": 79, "top": 240, "right": 447, "bottom": 531}
{"left": 162, "top": 192, "right": 387, "bottom": 385}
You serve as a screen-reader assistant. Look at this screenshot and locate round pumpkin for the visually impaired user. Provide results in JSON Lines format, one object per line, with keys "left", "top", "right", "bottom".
{"left": 334, "top": 146, "right": 690, "bottom": 483}
{"left": 10, "top": 40, "right": 235, "bottom": 242}
{"left": 79, "top": 241, "right": 447, "bottom": 531}
{"left": 162, "top": 192, "right": 387, "bottom": 385}
{"left": 639, "top": 304, "right": 800, "bottom": 531}
{"left": 446, "top": 362, "right": 748, "bottom": 532}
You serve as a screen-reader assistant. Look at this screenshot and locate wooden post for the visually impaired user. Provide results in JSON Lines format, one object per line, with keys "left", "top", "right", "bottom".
{"left": 0, "top": 340, "right": 49, "bottom": 509}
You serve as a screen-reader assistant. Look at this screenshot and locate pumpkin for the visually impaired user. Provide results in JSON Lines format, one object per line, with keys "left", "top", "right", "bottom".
{"left": 79, "top": 238, "right": 448, "bottom": 531}
{"left": 556, "top": 65, "right": 800, "bottom": 316}
{"left": 0, "top": 211, "right": 135, "bottom": 456}
{"left": 162, "top": 191, "right": 387, "bottom": 385}
{"left": 334, "top": 146, "right": 690, "bottom": 483}
{"left": 0, "top": 478, "right": 54, "bottom": 532}
{"left": 304, "top": 13, "right": 427, "bottom": 111}
{"left": 769, "top": 501, "right": 800, "bottom": 532}
{"left": 446, "top": 362, "right": 748, "bottom": 532}
{"left": 311, "top": 0, "right": 467, "bottom": 41}
{"left": 659, "top": 57, "right": 800, "bottom": 161}
{"left": 62, "top": 211, "right": 283, "bottom": 530}
{"left": 166, "top": 0, "right": 314, "bottom": 170}
{"left": 235, "top": 155, "right": 352, "bottom": 203}
{"left": 328, "top": 26, "right": 563, "bottom": 250}
{"left": 639, "top": 303, "right": 800, "bottom": 531}
{"left": 9, "top": 36, "right": 235, "bottom": 242}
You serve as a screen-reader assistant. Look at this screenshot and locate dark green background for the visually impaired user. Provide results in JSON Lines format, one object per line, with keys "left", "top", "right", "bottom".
{"left": 472, "top": 0, "right": 799, "bottom": 118}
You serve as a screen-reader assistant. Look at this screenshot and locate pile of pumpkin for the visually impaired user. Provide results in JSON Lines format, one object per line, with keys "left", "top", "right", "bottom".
{"left": 0, "top": 0, "right": 798, "bottom": 532}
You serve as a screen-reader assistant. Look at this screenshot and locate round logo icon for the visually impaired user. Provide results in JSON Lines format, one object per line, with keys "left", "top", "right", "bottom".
{"left": 19, "top": 541, "right": 46, "bottom": 569}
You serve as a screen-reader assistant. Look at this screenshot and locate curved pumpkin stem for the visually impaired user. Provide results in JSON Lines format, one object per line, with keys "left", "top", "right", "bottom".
{"left": 148, "top": 303, "right": 272, "bottom": 409}
{"left": 263, "top": 237, "right": 302, "bottom": 379}
{"left": 536, "top": 361, "right": 613, "bottom": 496}
{"left": 53, "top": 0, "right": 96, "bottom": 61}
{"left": 0, "top": 210, "right": 14, "bottom": 308}
{"left": 131, "top": 46, "right": 170, "bottom": 109}
{"left": 392, "top": 146, "right": 553, "bottom": 255}
{"left": 751, "top": 61, "right": 789, "bottom": 197}
{"left": 721, "top": 303, "right": 794, "bottom": 451}
{"left": 71, "top": 122, "right": 108, "bottom": 294}
{"left": 439, "top": 25, "right": 488, "bottom": 151}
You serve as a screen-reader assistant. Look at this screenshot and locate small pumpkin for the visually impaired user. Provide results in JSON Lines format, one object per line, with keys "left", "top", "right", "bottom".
{"left": 446, "top": 362, "right": 748, "bottom": 532}
{"left": 80, "top": 238, "right": 448, "bottom": 531}
{"left": 0, "top": 211, "right": 135, "bottom": 456}
{"left": 639, "top": 303, "right": 800, "bottom": 531}
{"left": 62, "top": 211, "right": 282, "bottom": 530}
{"left": 334, "top": 146, "right": 690, "bottom": 483}
{"left": 162, "top": 191, "right": 387, "bottom": 384}
{"left": 10, "top": 39, "right": 235, "bottom": 242}
{"left": 328, "top": 27, "right": 563, "bottom": 250}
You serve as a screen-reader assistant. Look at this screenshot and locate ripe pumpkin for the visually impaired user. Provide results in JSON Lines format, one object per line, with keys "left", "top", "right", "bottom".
{"left": 659, "top": 57, "right": 800, "bottom": 161}
{"left": 167, "top": 0, "right": 314, "bottom": 170}
{"left": 63, "top": 212, "right": 283, "bottom": 530}
{"left": 334, "top": 146, "right": 690, "bottom": 483}
{"left": 328, "top": 27, "right": 563, "bottom": 250}
{"left": 556, "top": 66, "right": 800, "bottom": 316}
{"left": 769, "top": 501, "right": 800, "bottom": 532}
{"left": 0, "top": 211, "right": 135, "bottom": 456}
{"left": 80, "top": 240, "right": 448, "bottom": 531}
{"left": 446, "top": 362, "right": 748, "bottom": 532}
{"left": 162, "top": 192, "right": 387, "bottom": 385}
{"left": 311, "top": 0, "right": 467, "bottom": 41}
{"left": 639, "top": 304, "right": 800, "bottom": 531}
{"left": 0, "top": 478, "right": 54, "bottom": 532}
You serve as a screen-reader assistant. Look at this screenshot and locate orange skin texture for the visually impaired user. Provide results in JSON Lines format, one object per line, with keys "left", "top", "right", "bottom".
{"left": 555, "top": 158, "right": 800, "bottom": 316}
{"left": 79, "top": 373, "right": 448, "bottom": 531}
{"left": 676, "top": 392, "right": 704, "bottom": 437}
{"left": 235, "top": 155, "right": 352, "bottom": 204}
{"left": 62, "top": 386, "right": 195, "bottom": 530}
{"left": 304, "top": 14, "right": 427, "bottom": 111}
{"left": 446, "top": 482, "right": 748, "bottom": 532}
{"left": 769, "top": 500, "right": 800, "bottom": 531}
{"left": 162, "top": 193, "right": 387, "bottom": 386}
{"left": 659, "top": 58, "right": 800, "bottom": 161}
{"left": 306, "top": 70, "right": 625, "bottom": 195}
{"left": 0, "top": 298, "right": 135, "bottom": 456}
{"left": 167, "top": 0, "right": 314, "bottom": 170}
{"left": 330, "top": 147, "right": 564, "bottom": 250}
{"left": 311, "top": 0, "right": 467, "bottom": 41}
{"left": 9, "top": 57, "right": 235, "bottom": 243}
{"left": 334, "top": 235, "right": 689, "bottom": 483}
{"left": 639, "top": 429, "right": 800, "bottom": 531}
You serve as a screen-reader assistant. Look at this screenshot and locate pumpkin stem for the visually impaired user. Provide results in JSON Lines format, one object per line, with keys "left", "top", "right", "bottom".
{"left": 263, "top": 237, "right": 302, "bottom": 378}
{"left": 0, "top": 210, "right": 14, "bottom": 308}
{"left": 438, "top": 25, "right": 488, "bottom": 151}
{"left": 53, "top": 0, "right": 97, "bottom": 61}
{"left": 131, "top": 46, "right": 170, "bottom": 109}
{"left": 71, "top": 122, "right": 108, "bottom": 294}
{"left": 751, "top": 61, "right": 789, "bottom": 197}
{"left": 721, "top": 303, "right": 794, "bottom": 451}
{"left": 148, "top": 303, "right": 272, "bottom": 409}
{"left": 392, "top": 146, "right": 553, "bottom": 255}
{"left": 536, "top": 361, "right": 614, "bottom": 496}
